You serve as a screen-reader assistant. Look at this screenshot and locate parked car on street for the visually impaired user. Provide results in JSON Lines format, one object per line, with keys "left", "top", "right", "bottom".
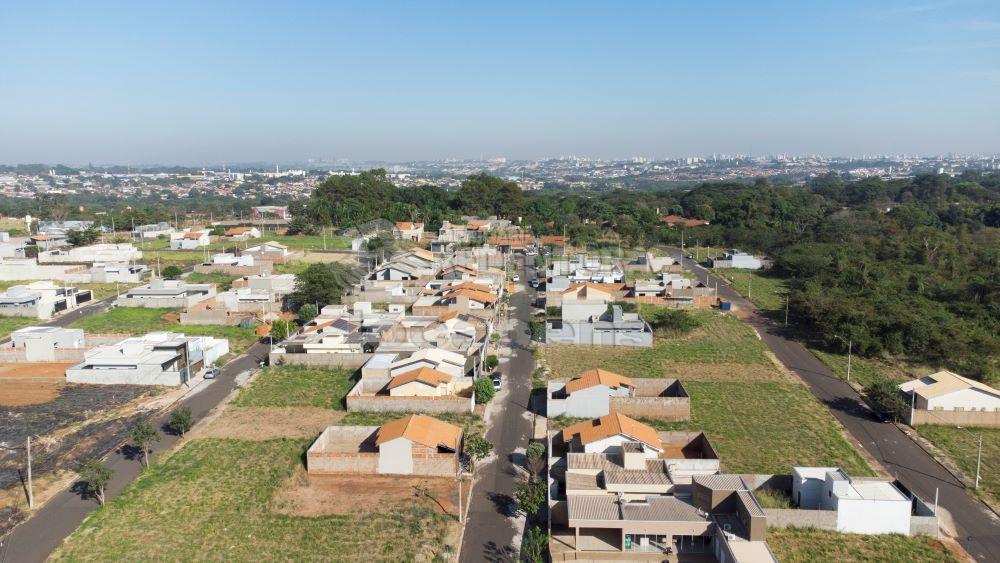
{"left": 204, "top": 367, "right": 221, "bottom": 379}
{"left": 492, "top": 371, "right": 502, "bottom": 391}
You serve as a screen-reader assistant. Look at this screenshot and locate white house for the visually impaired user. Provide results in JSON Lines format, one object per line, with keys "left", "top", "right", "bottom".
{"left": 9, "top": 326, "right": 85, "bottom": 361}
{"left": 117, "top": 279, "right": 217, "bottom": 308}
{"left": 792, "top": 467, "right": 912, "bottom": 535}
{"left": 37, "top": 243, "right": 142, "bottom": 265}
{"left": 392, "top": 222, "right": 425, "bottom": 241}
{"left": 389, "top": 348, "right": 466, "bottom": 379}
{"left": 131, "top": 222, "right": 175, "bottom": 240}
{"left": 560, "top": 412, "right": 663, "bottom": 457}
{"left": 0, "top": 281, "right": 91, "bottom": 319}
{"left": 900, "top": 370, "right": 1000, "bottom": 413}
{"left": 224, "top": 226, "right": 261, "bottom": 240}
{"left": 65, "top": 332, "right": 229, "bottom": 385}
{"left": 169, "top": 230, "right": 211, "bottom": 249}
{"left": 708, "top": 249, "right": 765, "bottom": 270}
{"left": 549, "top": 368, "right": 634, "bottom": 418}
{"left": 374, "top": 414, "right": 462, "bottom": 475}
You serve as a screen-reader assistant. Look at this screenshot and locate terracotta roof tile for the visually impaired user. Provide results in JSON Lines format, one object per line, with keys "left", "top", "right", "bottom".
{"left": 375, "top": 414, "right": 462, "bottom": 451}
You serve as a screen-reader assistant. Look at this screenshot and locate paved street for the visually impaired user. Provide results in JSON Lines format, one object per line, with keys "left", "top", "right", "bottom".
{"left": 672, "top": 250, "right": 1000, "bottom": 561}
{"left": 0, "top": 341, "right": 271, "bottom": 563}
{"left": 460, "top": 256, "right": 535, "bottom": 562}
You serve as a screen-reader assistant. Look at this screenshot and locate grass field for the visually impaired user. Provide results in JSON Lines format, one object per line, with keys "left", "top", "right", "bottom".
{"left": 541, "top": 310, "right": 772, "bottom": 378}
{"left": 69, "top": 307, "right": 258, "bottom": 355}
{"left": 142, "top": 250, "right": 207, "bottom": 268}
{"left": 766, "top": 527, "right": 958, "bottom": 562}
{"left": 233, "top": 365, "right": 356, "bottom": 410}
{"left": 641, "top": 380, "right": 872, "bottom": 475}
{"left": 52, "top": 439, "right": 452, "bottom": 561}
{"left": 916, "top": 425, "right": 998, "bottom": 507}
{"left": 0, "top": 316, "right": 39, "bottom": 338}
{"left": 812, "top": 350, "right": 924, "bottom": 389}
{"left": 714, "top": 268, "right": 789, "bottom": 311}
{"left": 185, "top": 271, "right": 239, "bottom": 291}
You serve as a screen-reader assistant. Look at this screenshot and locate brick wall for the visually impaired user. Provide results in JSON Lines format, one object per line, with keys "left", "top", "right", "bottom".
{"left": 346, "top": 393, "right": 474, "bottom": 414}
{"left": 270, "top": 351, "right": 372, "bottom": 369}
{"left": 306, "top": 452, "right": 379, "bottom": 475}
{"left": 610, "top": 396, "right": 690, "bottom": 420}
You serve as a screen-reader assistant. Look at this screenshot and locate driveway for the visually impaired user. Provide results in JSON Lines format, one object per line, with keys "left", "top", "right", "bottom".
{"left": 671, "top": 250, "right": 1000, "bottom": 561}
{"left": 0, "top": 341, "right": 271, "bottom": 562}
{"left": 460, "top": 256, "right": 536, "bottom": 562}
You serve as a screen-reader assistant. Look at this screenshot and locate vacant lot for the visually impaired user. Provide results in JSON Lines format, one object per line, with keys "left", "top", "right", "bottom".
{"left": 767, "top": 527, "right": 959, "bottom": 562}
{"left": 190, "top": 406, "right": 345, "bottom": 441}
{"left": 142, "top": 250, "right": 207, "bottom": 268}
{"left": 233, "top": 365, "right": 356, "bottom": 410}
{"left": 541, "top": 310, "right": 772, "bottom": 379}
{"left": 917, "top": 425, "right": 998, "bottom": 508}
{"left": 641, "top": 380, "right": 871, "bottom": 475}
{"left": 0, "top": 316, "right": 39, "bottom": 339}
{"left": 812, "top": 349, "right": 929, "bottom": 390}
{"left": 274, "top": 471, "right": 457, "bottom": 517}
{"left": 185, "top": 271, "right": 239, "bottom": 290}
{"left": 0, "top": 362, "right": 76, "bottom": 406}
{"left": 714, "top": 268, "right": 789, "bottom": 312}
{"left": 70, "top": 307, "right": 258, "bottom": 355}
{"left": 52, "top": 439, "right": 454, "bottom": 561}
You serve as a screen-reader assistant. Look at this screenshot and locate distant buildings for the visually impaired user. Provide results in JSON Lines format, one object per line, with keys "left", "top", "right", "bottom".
{"left": 130, "top": 222, "right": 176, "bottom": 240}
{"left": 708, "top": 249, "right": 768, "bottom": 270}
{"left": 37, "top": 243, "right": 142, "bottom": 264}
{"left": 65, "top": 332, "right": 229, "bottom": 385}
{"left": 900, "top": 370, "right": 1000, "bottom": 428}
{"left": 392, "top": 221, "right": 424, "bottom": 241}
{"left": 0, "top": 281, "right": 91, "bottom": 319}
{"left": 117, "top": 279, "right": 217, "bottom": 308}
{"left": 169, "top": 229, "right": 211, "bottom": 249}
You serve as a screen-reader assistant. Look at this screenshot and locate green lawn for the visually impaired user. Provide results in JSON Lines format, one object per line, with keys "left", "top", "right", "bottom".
{"left": 714, "top": 268, "right": 789, "bottom": 312}
{"left": 340, "top": 411, "right": 485, "bottom": 434}
{"left": 265, "top": 235, "right": 351, "bottom": 250}
{"left": 143, "top": 250, "right": 208, "bottom": 268}
{"left": 812, "top": 350, "right": 922, "bottom": 389}
{"left": 767, "top": 527, "right": 958, "bottom": 563}
{"left": 185, "top": 271, "right": 239, "bottom": 291}
{"left": 69, "top": 307, "right": 258, "bottom": 354}
{"left": 916, "top": 425, "right": 998, "bottom": 507}
{"left": 52, "top": 439, "right": 451, "bottom": 561}
{"left": 641, "top": 380, "right": 872, "bottom": 475}
{"left": 541, "top": 310, "right": 772, "bottom": 379}
{"left": 233, "top": 365, "right": 356, "bottom": 410}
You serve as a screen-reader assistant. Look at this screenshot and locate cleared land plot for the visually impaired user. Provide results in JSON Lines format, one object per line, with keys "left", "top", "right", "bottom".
{"left": 184, "top": 271, "right": 239, "bottom": 290}
{"left": 232, "top": 365, "right": 356, "bottom": 410}
{"left": 916, "top": 425, "right": 998, "bottom": 508}
{"left": 0, "top": 362, "right": 76, "bottom": 406}
{"left": 767, "top": 527, "right": 959, "bottom": 562}
{"left": 189, "top": 406, "right": 346, "bottom": 440}
{"left": 541, "top": 310, "right": 773, "bottom": 379}
{"left": 641, "top": 380, "right": 872, "bottom": 475}
{"left": 812, "top": 350, "right": 929, "bottom": 389}
{"left": 141, "top": 250, "right": 207, "bottom": 267}
{"left": 69, "top": 307, "right": 258, "bottom": 355}
{"left": 52, "top": 439, "right": 453, "bottom": 561}
{"left": 273, "top": 471, "right": 458, "bottom": 517}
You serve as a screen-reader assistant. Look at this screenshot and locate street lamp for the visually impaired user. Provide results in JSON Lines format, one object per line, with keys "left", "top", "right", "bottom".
{"left": 956, "top": 426, "right": 984, "bottom": 490}
{"left": 833, "top": 334, "right": 852, "bottom": 383}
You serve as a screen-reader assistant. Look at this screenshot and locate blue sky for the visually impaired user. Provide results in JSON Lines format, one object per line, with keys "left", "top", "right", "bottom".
{"left": 1, "top": 0, "right": 998, "bottom": 164}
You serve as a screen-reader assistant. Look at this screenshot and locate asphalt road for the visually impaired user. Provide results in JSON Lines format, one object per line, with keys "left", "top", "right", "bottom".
{"left": 460, "top": 256, "right": 535, "bottom": 562}
{"left": 0, "top": 341, "right": 271, "bottom": 562}
{"left": 671, "top": 250, "right": 1000, "bottom": 561}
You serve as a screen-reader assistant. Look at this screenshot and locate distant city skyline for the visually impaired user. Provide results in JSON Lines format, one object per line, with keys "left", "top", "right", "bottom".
{"left": 2, "top": 1, "right": 998, "bottom": 163}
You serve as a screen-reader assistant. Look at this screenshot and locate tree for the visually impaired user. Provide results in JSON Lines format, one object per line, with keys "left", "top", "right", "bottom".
{"left": 484, "top": 354, "right": 499, "bottom": 372}
{"left": 169, "top": 406, "right": 193, "bottom": 437}
{"left": 80, "top": 459, "right": 113, "bottom": 505}
{"left": 287, "top": 263, "right": 359, "bottom": 312}
{"left": 129, "top": 421, "right": 160, "bottom": 468}
{"left": 66, "top": 226, "right": 100, "bottom": 247}
{"left": 269, "top": 319, "right": 293, "bottom": 341}
{"left": 464, "top": 432, "right": 493, "bottom": 472}
{"left": 298, "top": 303, "right": 318, "bottom": 324}
{"left": 161, "top": 265, "right": 182, "bottom": 280}
{"left": 514, "top": 477, "right": 546, "bottom": 516}
{"left": 474, "top": 377, "right": 495, "bottom": 404}
{"left": 525, "top": 442, "right": 546, "bottom": 475}
{"left": 520, "top": 526, "right": 550, "bottom": 563}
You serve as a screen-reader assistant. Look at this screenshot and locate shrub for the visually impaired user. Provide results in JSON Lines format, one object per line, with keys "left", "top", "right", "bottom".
{"left": 169, "top": 406, "right": 194, "bottom": 436}
{"left": 865, "top": 378, "right": 910, "bottom": 422}
{"left": 644, "top": 307, "right": 700, "bottom": 334}
{"left": 161, "top": 265, "right": 182, "bottom": 279}
{"left": 484, "top": 354, "right": 499, "bottom": 372}
{"left": 298, "top": 303, "right": 318, "bottom": 324}
{"left": 474, "top": 377, "right": 495, "bottom": 404}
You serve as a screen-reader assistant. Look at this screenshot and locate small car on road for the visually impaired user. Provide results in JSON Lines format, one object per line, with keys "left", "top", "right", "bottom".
{"left": 491, "top": 371, "right": 502, "bottom": 391}
{"left": 204, "top": 367, "right": 221, "bottom": 379}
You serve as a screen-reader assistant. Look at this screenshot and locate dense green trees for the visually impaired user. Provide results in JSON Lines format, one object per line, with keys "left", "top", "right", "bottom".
{"left": 286, "top": 263, "right": 360, "bottom": 312}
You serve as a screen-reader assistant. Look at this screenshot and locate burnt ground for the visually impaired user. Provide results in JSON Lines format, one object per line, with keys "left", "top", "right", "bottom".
{"left": 0, "top": 385, "right": 159, "bottom": 490}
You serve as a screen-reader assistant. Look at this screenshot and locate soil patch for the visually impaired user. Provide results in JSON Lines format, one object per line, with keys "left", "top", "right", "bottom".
{"left": 273, "top": 469, "right": 458, "bottom": 517}
{"left": 0, "top": 362, "right": 77, "bottom": 406}
{"left": 188, "top": 406, "right": 346, "bottom": 441}
{"left": 0, "top": 361, "right": 74, "bottom": 379}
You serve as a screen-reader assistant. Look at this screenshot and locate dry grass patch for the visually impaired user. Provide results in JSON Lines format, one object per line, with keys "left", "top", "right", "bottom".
{"left": 767, "top": 526, "right": 959, "bottom": 562}
{"left": 273, "top": 469, "right": 458, "bottom": 518}
{"left": 658, "top": 361, "right": 787, "bottom": 383}
{"left": 188, "top": 406, "right": 346, "bottom": 441}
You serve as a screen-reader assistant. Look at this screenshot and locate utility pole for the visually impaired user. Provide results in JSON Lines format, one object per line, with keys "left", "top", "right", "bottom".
{"left": 457, "top": 463, "right": 463, "bottom": 523}
{"left": 747, "top": 273, "right": 752, "bottom": 302}
{"left": 975, "top": 434, "right": 983, "bottom": 490}
{"left": 846, "top": 339, "right": 852, "bottom": 383}
{"left": 784, "top": 293, "right": 789, "bottom": 327}
{"left": 26, "top": 435, "right": 34, "bottom": 509}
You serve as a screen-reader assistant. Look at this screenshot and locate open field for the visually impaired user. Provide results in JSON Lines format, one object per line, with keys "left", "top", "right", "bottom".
{"left": 766, "top": 527, "right": 959, "bottom": 562}
{"left": 141, "top": 249, "right": 208, "bottom": 268}
{"left": 714, "top": 268, "right": 789, "bottom": 311}
{"left": 273, "top": 472, "right": 458, "bottom": 518}
{"left": 232, "top": 365, "right": 356, "bottom": 410}
{"left": 69, "top": 307, "right": 258, "bottom": 355}
{"left": 813, "top": 349, "right": 932, "bottom": 389}
{"left": 188, "top": 406, "right": 345, "bottom": 441}
{"left": 916, "top": 425, "right": 998, "bottom": 508}
{"left": 540, "top": 310, "right": 773, "bottom": 379}
{"left": 52, "top": 439, "right": 454, "bottom": 561}
{"left": 641, "top": 380, "right": 872, "bottom": 475}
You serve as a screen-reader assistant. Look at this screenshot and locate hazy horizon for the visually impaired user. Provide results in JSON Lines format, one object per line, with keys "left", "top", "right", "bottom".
{"left": 2, "top": 1, "right": 998, "bottom": 164}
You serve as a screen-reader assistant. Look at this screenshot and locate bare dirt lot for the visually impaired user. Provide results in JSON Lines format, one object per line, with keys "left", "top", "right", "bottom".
{"left": 273, "top": 469, "right": 459, "bottom": 518}
{"left": 187, "top": 406, "right": 346, "bottom": 441}
{"left": 0, "top": 362, "right": 75, "bottom": 407}
{"left": 658, "top": 360, "right": 790, "bottom": 383}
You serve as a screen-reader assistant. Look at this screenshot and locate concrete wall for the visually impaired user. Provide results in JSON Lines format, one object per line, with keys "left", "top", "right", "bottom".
{"left": 378, "top": 438, "right": 414, "bottom": 474}
{"left": 765, "top": 508, "right": 838, "bottom": 529}
{"left": 270, "top": 351, "right": 372, "bottom": 369}
{"left": 193, "top": 263, "right": 272, "bottom": 276}
{"left": 347, "top": 393, "right": 474, "bottom": 413}
{"left": 910, "top": 408, "right": 1000, "bottom": 428}
{"left": 610, "top": 395, "right": 691, "bottom": 420}
{"left": 0, "top": 347, "right": 85, "bottom": 362}
{"left": 546, "top": 321, "right": 653, "bottom": 347}
{"left": 66, "top": 367, "right": 184, "bottom": 386}
{"left": 308, "top": 452, "right": 380, "bottom": 474}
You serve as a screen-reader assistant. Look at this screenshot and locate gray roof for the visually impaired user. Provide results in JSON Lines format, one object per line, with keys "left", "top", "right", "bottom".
{"left": 693, "top": 474, "right": 747, "bottom": 491}
{"left": 737, "top": 490, "right": 765, "bottom": 517}
{"left": 568, "top": 495, "right": 707, "bottom": 523}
